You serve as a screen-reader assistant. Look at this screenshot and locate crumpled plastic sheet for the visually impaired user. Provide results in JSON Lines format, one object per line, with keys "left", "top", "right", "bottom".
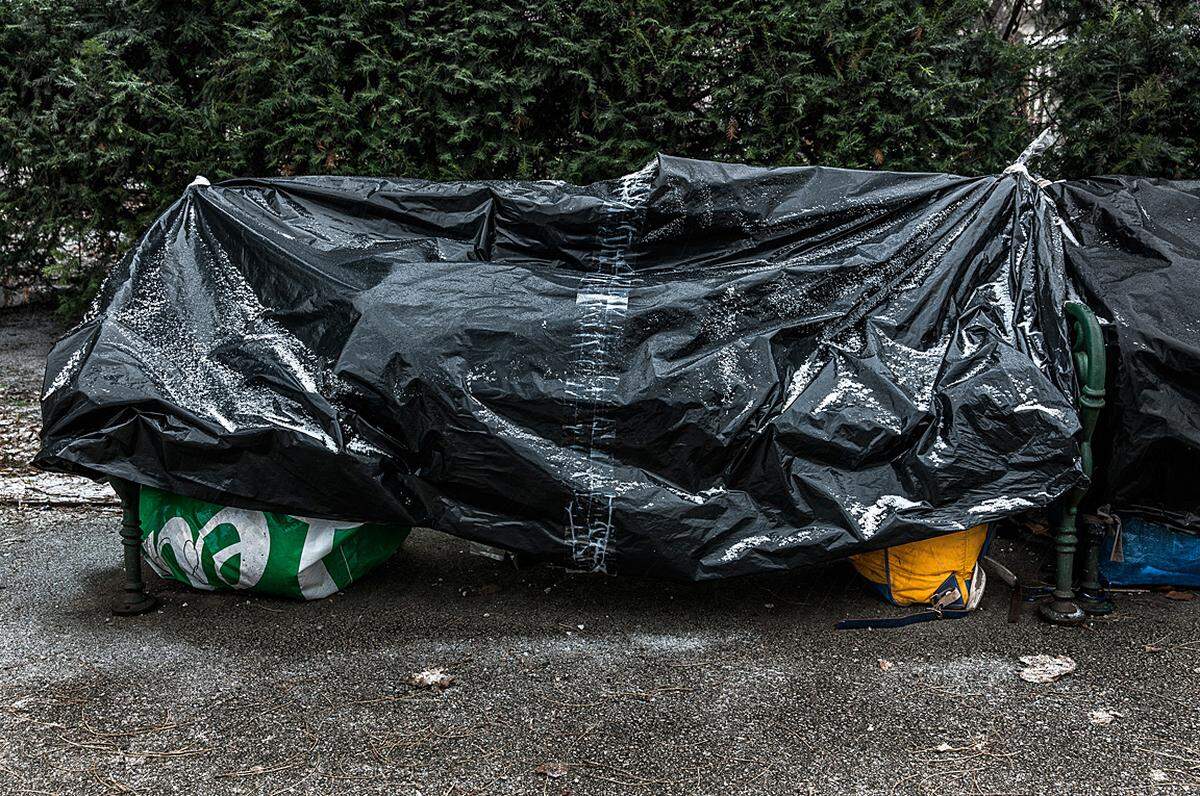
{"left": 1051, "top": 178, "right": 1200, "bottom": 531}
{"left": 37, "top": 155, "right": 1083, "bottom": 579}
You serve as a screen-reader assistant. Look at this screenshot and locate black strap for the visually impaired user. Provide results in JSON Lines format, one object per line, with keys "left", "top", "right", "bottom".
{"left": 835, "top": 608, "right": 972, "bottom": 630}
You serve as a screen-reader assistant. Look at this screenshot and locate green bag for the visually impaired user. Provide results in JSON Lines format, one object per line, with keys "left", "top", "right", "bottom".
{"left": 139, "top": 486, "right": 408, "bottom": 599}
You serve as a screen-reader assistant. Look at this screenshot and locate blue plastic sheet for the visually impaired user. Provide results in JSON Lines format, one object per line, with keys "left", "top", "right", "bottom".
{"left": 1101, "top": 516, "right": 1200, "bottom": 588}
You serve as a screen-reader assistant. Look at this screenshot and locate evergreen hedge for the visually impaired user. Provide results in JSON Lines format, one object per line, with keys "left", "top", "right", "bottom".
{"left": 1, "top": 0, "right": 1198, "bottom": 314}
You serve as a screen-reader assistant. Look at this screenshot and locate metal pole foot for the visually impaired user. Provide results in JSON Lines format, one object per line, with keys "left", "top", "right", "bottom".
{"left": 113, "top": 589, "right": 159, "bottom": 616}
{"left": 1077, "top": 588, "right": 1115, "bottom": 616}
{"left": 110, "top": 479, "right": 158, "bottom": 617}
{"left": 1039, "top": 598, "right": 1086, "bottom": 625}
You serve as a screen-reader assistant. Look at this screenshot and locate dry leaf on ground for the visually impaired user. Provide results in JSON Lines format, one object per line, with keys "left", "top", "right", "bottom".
{"left": 1018, "top": 654, "right": 1077, "bottom": 683}
{"left": 406, "top": 668, "right": 455, "bottom": 690}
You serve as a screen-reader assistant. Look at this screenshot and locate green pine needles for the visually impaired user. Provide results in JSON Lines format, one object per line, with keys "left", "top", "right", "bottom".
{"left": 2, "top": 0, "right": 1198, "bottom": 315}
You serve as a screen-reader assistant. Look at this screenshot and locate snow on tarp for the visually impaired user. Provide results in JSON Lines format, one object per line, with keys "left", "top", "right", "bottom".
{"left": 1052, "top": 178, "right": 1200, "bottom": 531}
{"left": 36, "top": 155, "right": 1082, "bottom": 579}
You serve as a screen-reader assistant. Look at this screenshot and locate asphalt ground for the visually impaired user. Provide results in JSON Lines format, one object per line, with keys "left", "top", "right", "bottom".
{"left": 2, "top": 306, "right": 1199, "bottom": 796}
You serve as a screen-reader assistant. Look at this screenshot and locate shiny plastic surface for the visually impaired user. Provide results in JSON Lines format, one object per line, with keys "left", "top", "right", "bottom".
{"left": 1052, "top": 178, "right": 1200, "bottom": 531}
{"left": 37, "top": 155, "right": 1082, "bottom": 578}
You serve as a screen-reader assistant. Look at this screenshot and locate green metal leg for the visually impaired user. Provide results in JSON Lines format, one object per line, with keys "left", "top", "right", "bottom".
{"left": 1041, "top": 505, "right": 1086, "bottom": 625}
{"left": 1040, "top": 301, "right": 1107, "bottom": 626}
{"left": 110, "top": 479, "right": 158, "bottom": 616}
{"left": 1078, "top": 515, "right": 1115, "bottom": 615}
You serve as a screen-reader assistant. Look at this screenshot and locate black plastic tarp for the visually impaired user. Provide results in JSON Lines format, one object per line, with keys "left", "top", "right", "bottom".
{"left": 1052, "top": 178, "right": 1200, "bottom": 531}
{"left": 36, "top": 156, "right": 1084, "bottom": 578}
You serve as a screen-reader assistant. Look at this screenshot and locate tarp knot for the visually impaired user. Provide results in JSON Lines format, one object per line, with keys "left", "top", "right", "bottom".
{"left": 1004, "top": 129, "right": 1056, "bottom": 186}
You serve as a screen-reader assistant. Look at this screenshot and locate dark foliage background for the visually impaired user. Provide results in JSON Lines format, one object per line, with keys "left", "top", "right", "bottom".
{"left": 2, "top": 0, "right": 1198, "bottom": 314}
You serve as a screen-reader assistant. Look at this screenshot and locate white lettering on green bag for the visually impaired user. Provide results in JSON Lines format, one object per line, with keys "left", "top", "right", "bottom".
{"left": 139, "top": 487, "right": 409, "bottom": 600}
{"left": 295, "top": 517, "right": 359, "bottom": 600}
{"left": 148, "top": 508, "right": 271, "bottom": 590}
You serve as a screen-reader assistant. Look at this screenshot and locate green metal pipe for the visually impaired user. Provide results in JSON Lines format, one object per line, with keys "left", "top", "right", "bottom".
{"left": 1067, "top": 303, "right": 1114, "bottom": 614}
{"left": 110, "top": 478, "right": 158, "bottom": 616}
{"left": 1041, "top": 301, "right": 1107, "bottom": 624}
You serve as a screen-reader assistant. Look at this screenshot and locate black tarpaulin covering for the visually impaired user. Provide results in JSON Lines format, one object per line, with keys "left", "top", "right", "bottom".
{"left": 36, "top": 156, "right": 1083, "bottom": 578}
{"left": 1052, "top": 178, "right": 1200, "bottom": 531}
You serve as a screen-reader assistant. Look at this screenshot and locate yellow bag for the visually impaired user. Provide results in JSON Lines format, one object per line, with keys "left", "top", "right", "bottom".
{"left": 850, "top": 525, "right": 989, "bottom": 610}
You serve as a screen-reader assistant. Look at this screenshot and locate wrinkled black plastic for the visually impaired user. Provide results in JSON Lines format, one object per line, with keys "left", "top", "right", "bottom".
{"left": 37, "top": 156, "right": 1083, "bottom": 578}
{"left": 1052, "top": 178, "right": 1200, "bottom": 531}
